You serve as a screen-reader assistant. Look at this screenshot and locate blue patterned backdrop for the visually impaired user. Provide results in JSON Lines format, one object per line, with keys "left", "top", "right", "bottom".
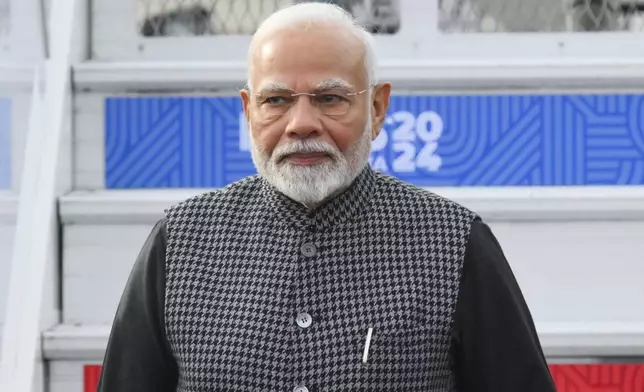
{"left": 105, "top": 94, "right": 644, "bottom": 189}
{"left": 0, "top": 98, "right": 11, "bottom": 189}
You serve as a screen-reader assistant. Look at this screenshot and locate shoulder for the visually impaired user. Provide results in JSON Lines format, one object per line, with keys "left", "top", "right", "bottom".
{"left": 164, "top": 175, "right": 263, "bottom": 220}
{"left": 373, "top": 171, "right": 479, "bottom": 221}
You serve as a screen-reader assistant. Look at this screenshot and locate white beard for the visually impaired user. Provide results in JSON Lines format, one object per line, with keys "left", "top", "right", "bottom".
{"left": 250, "top": 120, "right": 373, "bottom": 208}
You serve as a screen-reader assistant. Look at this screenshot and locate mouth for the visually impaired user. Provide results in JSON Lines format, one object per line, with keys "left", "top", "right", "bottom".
{"left": 283, "top": 152, "right": 332, "bottom": 166}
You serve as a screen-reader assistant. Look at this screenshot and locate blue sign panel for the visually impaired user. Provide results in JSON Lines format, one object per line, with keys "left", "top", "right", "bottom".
{"left": 105, "top": 94, "right": 644, "bottom": 189}
{"left": 0, "top": 98, "right": 11, "bottom": 189}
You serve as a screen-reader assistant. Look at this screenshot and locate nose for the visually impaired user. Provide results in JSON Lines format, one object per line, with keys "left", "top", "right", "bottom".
{"left": 284, "top": 95, "right": 322, "bottom": 140}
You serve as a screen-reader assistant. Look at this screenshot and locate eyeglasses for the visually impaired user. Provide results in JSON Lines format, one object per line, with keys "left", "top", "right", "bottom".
{"left": 250, "top": 87, "right": 371, "bottom": 119}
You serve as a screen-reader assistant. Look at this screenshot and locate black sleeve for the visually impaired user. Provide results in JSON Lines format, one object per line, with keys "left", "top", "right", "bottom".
{"left": 97, "top": 218, "right": 179, "bottom": 392}
{"left": 451, "top": 218, "right": 556, "bottom": 392}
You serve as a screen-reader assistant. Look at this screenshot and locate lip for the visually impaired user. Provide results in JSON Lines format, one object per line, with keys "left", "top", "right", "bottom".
{"left": 285, "top": 152, "right": 331, "bottom": 166}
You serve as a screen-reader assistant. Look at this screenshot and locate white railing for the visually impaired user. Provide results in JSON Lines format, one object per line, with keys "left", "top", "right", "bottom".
{"left": 75, "top": 57, "right": 644, "bottom": 93}
{"left": 0, "top": 0, "right": 81, "bottom": 391}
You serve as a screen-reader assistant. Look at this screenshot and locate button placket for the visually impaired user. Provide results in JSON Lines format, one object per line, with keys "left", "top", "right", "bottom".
{"left": 296, "top": 240, "right": 316, "bottom": 329}
{"left": 293, "top": 234, "right": 318, "bottom": 390}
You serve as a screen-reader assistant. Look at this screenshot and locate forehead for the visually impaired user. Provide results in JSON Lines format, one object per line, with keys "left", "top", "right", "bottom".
{"left": 250, "top": 25, "right": 366, "bottom": 91}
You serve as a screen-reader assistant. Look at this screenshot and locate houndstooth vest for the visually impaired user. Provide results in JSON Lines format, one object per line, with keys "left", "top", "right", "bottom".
{"left": 164, "top": 166, "right": 477, "bottom": 392}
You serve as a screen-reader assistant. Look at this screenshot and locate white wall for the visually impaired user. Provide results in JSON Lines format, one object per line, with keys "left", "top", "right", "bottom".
{"left": 0, "top": 193, "right": 17, "bottom": 348}
{"left": 63, "top": 223, "right": 153, "bottom": 324}
{"left": 49, "top": 361, "right": 88, "bottom": 392}
{"left": 0, "top": 223, "right": 16, "bottom": 320}
{"left": 10, "top": 91, "right": 32, "bottom": 190}
{"left": 73, "top": 92, "right": 105, "bottom": 190}
{"left": 491, "top": 220, "right": 644, "bottom": 325}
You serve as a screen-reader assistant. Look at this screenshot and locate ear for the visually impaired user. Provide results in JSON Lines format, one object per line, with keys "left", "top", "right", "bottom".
{"left": 370, "top": 82, "right": 391, "bottom": 140}
{"left": 240, "top": 88, "right": 252, "bottom": 123}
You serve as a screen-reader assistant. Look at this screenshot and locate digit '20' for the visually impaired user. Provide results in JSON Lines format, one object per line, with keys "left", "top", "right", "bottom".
{"left": 370, "top": 110, "right": 443, "bottom": 174}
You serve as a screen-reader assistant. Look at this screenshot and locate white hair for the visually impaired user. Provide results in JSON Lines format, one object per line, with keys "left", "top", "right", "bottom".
{"left": 247, "top": 2, "right": 378, "bottom": 90}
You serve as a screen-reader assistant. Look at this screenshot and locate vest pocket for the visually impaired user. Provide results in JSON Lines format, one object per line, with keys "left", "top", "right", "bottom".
{"left": 355, "top": 325, "right": 439, "bottom": 387}
{"left": 359, "top": 325, "right": 432, "bottom": 366}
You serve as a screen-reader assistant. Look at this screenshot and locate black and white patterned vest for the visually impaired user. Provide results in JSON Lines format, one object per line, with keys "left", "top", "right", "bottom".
{"left": 164, "top": 166, "right": 477, "bottom": 391}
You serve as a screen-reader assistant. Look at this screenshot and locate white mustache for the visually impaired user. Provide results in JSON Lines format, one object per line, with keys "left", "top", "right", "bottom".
{"left": 273, "top": 140, "right": 340, "bottom": 162}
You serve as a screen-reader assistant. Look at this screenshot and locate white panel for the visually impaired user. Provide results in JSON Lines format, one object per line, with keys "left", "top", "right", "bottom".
{"left": 0, "top": 224, "right": 15, "bottom": 324}
{"left": 49, "top": 360, "right": 94, "bottom": 392}
{"left": 63, "top": 223, "right": 155, "bottom": 324}
{"left": 10, "top": 91, "right": 32, "bottom": 190}
{"left": 73, "top": 92, "right": 105, "bottom": 190}
{"left": 490, "top": 220, "right": 644, "bottom": 325}
{"left": 91, "top": 0, "right": 140, "bottom": 61}
{"left": 6, "top": 0, "right": 45, "bottom": 63}
{"left": 0, "top": 192, "right": 17, "bottom": 326}
{"left": 91, "top": 0, "right": 423, "bottom": 62}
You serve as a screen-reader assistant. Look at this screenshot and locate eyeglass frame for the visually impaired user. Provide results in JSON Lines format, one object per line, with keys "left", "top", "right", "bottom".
{"left": 245, "top": 84, "right": 375, "bottom": 118}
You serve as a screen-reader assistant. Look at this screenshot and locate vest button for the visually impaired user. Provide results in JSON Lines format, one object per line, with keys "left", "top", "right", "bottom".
{"left": 296, "top": 312, "right": 313, "bottom": 328}
{"left": 301, "top": 243, "right": 317, "bottom": 257}
{"left": 294, "top": 386, "right": 309, "bottom": 392}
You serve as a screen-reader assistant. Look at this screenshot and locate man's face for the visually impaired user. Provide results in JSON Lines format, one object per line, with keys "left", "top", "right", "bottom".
{"left": 241, "top": 23, "right": 391, "bottom": 207}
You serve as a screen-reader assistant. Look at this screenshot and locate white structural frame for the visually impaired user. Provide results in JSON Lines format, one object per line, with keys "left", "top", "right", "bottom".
{"left": 91, "top": 0, "right": 644, "bottom": 63}
{"left": 86, "top": 0, "right": 644, "bottom": 95}
{"left": 1, "top": 0, "right": 46, "bottom": 192}
{"left": 0, "top": 0, "right": 83, "bottom": 391}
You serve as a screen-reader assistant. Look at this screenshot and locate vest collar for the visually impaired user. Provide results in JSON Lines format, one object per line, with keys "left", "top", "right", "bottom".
{"left": 260, "top": 165, "right": 376, "bottom": 229}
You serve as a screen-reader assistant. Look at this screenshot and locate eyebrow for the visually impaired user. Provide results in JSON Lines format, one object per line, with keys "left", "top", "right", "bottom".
{"left": 314, "top": 78, "right": 354, "bottom": 91}
{"left": 254, "top": 82, "right": 293, "bottom": 95}
{"left": 254, "top": 78, "right": 355, "bottom": 95}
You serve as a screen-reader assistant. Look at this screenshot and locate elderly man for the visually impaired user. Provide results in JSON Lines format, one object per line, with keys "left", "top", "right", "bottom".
{"left": 98, "top": 3, "right": 556, "bottom": 392}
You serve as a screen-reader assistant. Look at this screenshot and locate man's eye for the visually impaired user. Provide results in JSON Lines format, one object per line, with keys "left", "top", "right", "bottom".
{"left": 318, "top": 94, "right": 344, "bottom": 104}
{"left": 264, "top": 96, "right": 288, "bottom": 105}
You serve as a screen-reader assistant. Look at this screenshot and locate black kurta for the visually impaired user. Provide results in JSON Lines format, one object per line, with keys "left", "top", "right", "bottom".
{"left": 97, "top": 216, "right": 556, "bottom": 391}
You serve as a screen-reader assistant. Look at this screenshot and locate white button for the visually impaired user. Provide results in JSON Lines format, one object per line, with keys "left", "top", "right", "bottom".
{"left": 301, "top": 243, "right": 317, "bottom": 257}
{"left": 296, "top": 312, "right": 313, "bottom": 328}
{"left": 293, "top": 386, "right": 309, "bottom": 392}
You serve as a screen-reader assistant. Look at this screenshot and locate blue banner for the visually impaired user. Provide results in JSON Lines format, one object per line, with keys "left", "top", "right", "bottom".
{"left": 105, "top": 94, "right": 644, "bottom": 189}
{"left": 0, "top": 98, "right": 11, "bottom": 189}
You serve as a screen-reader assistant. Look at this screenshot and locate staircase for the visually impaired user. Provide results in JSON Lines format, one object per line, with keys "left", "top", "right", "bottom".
{"left": 0, "top": 0, "right": 643, "bottom": 389}
{"left": 40, "top": 67, "right": 644, "bottom": 390}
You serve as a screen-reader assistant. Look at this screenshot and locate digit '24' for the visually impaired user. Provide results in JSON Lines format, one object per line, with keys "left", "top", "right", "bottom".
{"left": 370, "top": 110, "right": 443, "bottom": 174}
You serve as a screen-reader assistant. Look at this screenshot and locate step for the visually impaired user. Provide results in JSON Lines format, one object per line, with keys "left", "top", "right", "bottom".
{"left": 50, "top": 178, "right": 640, "bottom": 385}
{"left": 40, "top": 321, "right": 644, "bottom": 392}
{"left": 70, "top": 70, "right": 644, "bottom": 193}
{"left": 73, "top": 59, "right": 644, "bottom": 93}
{"left": 0, "top": 191, "right": 18, "bottom": 352}
{"left": 60, "top": 190, "right": 199, "bottom": 325}
{"left": 43, "top": 325, "right": 107, "bottom": 392}
{"left": 42, "top": 321, "right": 644, "bottom": 361}
{"left": 60, "top": 187, "right": 644, "bottom": 327}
